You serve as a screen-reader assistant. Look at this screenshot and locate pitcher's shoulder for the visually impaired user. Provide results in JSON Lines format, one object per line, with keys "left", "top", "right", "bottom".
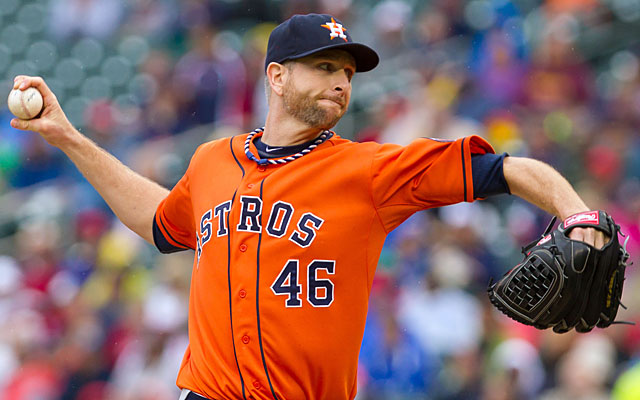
{"left": 195, "top": 134, "right": 250, "bottom": 155}
{"left": 325, "top": 135, "right": 383, "bottom": 153}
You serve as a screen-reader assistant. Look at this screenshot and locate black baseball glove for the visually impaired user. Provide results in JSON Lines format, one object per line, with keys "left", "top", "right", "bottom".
{"left": 487, "top": 210, "right": 632, "bottom": 333}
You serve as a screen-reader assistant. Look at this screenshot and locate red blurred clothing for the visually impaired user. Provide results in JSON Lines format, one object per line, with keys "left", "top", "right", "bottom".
{"left": 3, "top": 360, "right": 62, "bottom": 400}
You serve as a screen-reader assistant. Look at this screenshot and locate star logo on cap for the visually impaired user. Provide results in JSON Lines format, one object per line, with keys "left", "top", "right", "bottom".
{"left": 321, "top": 17, "right": 348, "bottom": 42}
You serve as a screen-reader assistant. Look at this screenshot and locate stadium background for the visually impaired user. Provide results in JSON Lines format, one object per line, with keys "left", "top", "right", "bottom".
{"left": 0, "top": 0, "right": 639, "bottom": 399}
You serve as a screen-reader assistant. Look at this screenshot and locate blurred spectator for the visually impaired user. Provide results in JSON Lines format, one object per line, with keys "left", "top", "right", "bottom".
{"left": 520, "top": 16, "right": 593, "bottom": 110}
{"left": 539, "top": 334, "right": 616, "bottom": 400}
{"left": 173, "top": 24, "right": 221, "bottom": 130}
{"left": 483, "top": 338, "right": 545, "bottom": 400}
{"left": 358, "top": 275, "right": 436, "bottom": 398}
{"left": 211, "top": 33, "right": 248, "bottom": 129}
{"left": 49, "top": 0, "right": 124, "bottom": 42}
{"left": 120, "top": 0, "right": 179, "bottom": 42}
{"left": 8, "top": 134, "right": 66, "bottom": 188}
{"left": 137, "top": 50, "right": 182, "bottom": 139}
{"left": 471, "top": 29, "right": 526, "bottom": 111}
{"left": 241, "top": 23, "right": 276, "bottom": 128}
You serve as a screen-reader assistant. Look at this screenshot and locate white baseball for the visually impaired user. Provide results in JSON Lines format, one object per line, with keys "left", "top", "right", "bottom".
{"left": 7, "top": 87, "right": 44, "bottom": 120}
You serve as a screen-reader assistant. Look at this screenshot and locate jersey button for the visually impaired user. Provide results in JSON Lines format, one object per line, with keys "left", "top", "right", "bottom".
{"left": 258, "top": 166, "right": 266, "bottom": 172}
{"left": 239, "top": 289, "right": 247, "bottom": 298}
{"left": 248, "top": 183, "right": 254, "bottom": 188}
{"left": 253, "top": 381, "right": 261, "bottom": 389}
{"left": 239, "top": 244, "right": 247, "bottom": 252}
{"left": 242, "top": 335, "right": 250, "bottom": 344}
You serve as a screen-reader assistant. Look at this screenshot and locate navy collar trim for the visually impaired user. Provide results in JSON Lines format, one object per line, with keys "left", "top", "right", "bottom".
{"left": 244, "top": 127, "right": 334, "bottom": 165}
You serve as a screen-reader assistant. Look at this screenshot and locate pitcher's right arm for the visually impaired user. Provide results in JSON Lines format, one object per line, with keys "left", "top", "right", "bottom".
{"left": 10, "top": 75, "right": 168, "bottom": 244}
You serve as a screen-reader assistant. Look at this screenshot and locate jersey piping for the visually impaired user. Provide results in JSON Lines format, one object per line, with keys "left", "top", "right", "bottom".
{"left": 228, "top": 136, "right": 248, "bottom": 399}
{"left": 256, "top": 178, "right": 279, "bottom": 399}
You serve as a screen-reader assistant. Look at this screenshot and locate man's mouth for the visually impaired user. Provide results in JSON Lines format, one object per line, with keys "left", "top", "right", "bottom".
{"left": 320, "top": 97, "right": 344, "bottom": 107}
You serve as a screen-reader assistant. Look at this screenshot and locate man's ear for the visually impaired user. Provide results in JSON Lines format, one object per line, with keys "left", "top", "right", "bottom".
{"left": 266, "top": 62, "right": 289, "bottom": 97}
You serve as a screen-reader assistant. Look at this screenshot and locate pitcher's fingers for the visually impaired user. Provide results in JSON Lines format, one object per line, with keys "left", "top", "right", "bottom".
{"left": 12, "top": 75, "right": 32, "bottom": 89}
{"left": 10, "top": 118, "right": 42, "bottom": 132}
{"left": 14, "top": 75, "right": 39, "bottom": 89}
{"left": 569, "top": 228, "right": 585, "bottom": 243}
{"left": 583, "top": 227, "right": 596, "bottom": 247}
{"left": 13, "top": 75, "right": 28, "bottom": 88}
{"left": 594, "top": 232, "right": 607, "bottom": 249}
{"left": 12, "top": 76, "right": 57, "bottom": 104}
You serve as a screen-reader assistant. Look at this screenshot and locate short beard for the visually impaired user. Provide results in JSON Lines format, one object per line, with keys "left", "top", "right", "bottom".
{"left": 282, "top": 79, "right": 343, "bottom": 130}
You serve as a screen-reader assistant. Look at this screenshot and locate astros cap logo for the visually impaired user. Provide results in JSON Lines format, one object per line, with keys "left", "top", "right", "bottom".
{"left": 321, "top": 17, "right": 348, "bottom": 42}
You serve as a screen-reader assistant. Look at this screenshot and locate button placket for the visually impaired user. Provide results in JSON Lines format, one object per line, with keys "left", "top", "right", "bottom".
{"left": 230, "top": 164, "right": 270, "bottom": 392}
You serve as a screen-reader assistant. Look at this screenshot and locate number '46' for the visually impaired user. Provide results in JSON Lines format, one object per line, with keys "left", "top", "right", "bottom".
{"left": 271, "top": 260, "right": 335, "bottom": 307}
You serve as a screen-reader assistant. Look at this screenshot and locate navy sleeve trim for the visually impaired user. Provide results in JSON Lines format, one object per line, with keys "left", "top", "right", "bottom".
{"left": 471, "top": 153, "right": 511, "bottom": 199}
{"left": 460, "top": 138, "right": 468, "bottom": 201}
{"left": 153, "top": 214, "right": 190, "bottom": 254}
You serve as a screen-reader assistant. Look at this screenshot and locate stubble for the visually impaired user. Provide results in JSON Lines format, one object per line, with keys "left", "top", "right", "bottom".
{"left": 282, "top": 79, "right": 344, "bottom": 130}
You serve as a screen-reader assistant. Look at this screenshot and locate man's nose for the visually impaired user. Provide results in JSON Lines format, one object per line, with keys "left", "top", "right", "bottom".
{"left": 333, "top": 71, "right": 350, "bottom": 92}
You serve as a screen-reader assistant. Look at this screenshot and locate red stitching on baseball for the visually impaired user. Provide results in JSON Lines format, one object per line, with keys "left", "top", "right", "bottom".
{"left": 19, "top": 90, "right": 33, "bottom": 119}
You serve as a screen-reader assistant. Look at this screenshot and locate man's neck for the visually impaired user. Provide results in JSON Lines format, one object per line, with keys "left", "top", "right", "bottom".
{"left": 262, "top": 113, "right": 326, "bottom": 147}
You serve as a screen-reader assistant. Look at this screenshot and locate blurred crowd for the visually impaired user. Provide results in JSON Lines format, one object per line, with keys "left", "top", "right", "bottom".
{"left": 0, "top": 0, "right": 640, "bottom": 399}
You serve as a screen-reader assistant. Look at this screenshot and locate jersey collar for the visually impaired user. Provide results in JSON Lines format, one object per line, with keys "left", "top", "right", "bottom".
{"left": 244, "top": 127, "right": 334, "bottom": 165}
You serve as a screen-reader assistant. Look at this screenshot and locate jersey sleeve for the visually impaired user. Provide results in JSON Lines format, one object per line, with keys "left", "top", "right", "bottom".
{"left": 371, "top": 135, "right": 494, "bottom": 232}
{"left": 153, "top": 151, "right": 200, "bottom": 253}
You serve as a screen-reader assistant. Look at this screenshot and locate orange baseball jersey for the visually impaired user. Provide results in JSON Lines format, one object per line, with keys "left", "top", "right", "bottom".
{"left": 153, "top": 129, "right": 494, "bottom": 399}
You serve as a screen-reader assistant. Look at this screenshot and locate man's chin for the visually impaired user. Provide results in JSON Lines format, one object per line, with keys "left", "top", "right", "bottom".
{"left": 290, "top": 104, "right": 344, "bottom": 130}
{"left": 314, "top": 115, "right": 342, "bottom": 131}
{"left": 317, "top": 108, "right": 345, "bottom": 128}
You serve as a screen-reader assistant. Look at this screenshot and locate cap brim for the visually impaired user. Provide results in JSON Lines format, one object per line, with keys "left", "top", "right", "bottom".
{"left": 285, "top": 42, "right": 379, "bottom": 73}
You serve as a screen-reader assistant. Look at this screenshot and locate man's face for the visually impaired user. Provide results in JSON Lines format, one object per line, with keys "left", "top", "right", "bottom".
{"left": 282, "top": 50, "right": 356, "bottom": 130}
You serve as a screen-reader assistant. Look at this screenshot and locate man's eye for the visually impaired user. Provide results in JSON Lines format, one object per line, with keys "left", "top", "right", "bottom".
{"left": 319, "top": 63, "right": 332, "bottom": 71}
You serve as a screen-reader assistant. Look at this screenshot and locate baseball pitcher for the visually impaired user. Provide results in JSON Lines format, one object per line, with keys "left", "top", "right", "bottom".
{"left": 9, "top": 13, "right": 628, "bottom": 400}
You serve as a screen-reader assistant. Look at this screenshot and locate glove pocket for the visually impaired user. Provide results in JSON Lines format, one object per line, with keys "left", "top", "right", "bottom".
{"left": 489, "top": 248, "right": 566, "bottom": 328}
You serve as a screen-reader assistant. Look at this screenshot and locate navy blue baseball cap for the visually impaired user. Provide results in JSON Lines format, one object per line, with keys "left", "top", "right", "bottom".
{"left": 265, "top": 13, "right": 379, "bottom": 73}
